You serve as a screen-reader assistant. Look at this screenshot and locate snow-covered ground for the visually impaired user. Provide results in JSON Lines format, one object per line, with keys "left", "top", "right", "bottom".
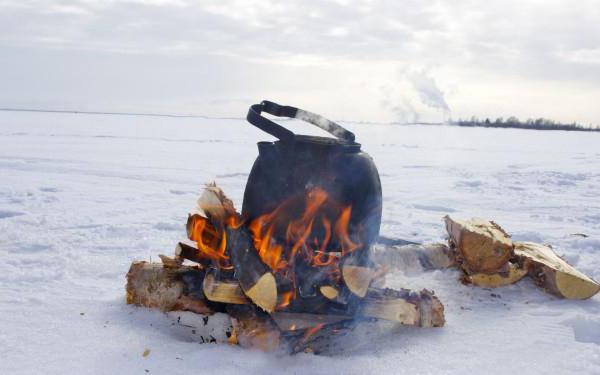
{"left": 1, "top": 111, "right": 599, "bottom": 374}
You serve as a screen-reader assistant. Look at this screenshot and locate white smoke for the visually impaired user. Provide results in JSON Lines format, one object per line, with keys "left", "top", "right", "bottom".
{"left": 408, "top": 69, "right": 451, "bottom": 118}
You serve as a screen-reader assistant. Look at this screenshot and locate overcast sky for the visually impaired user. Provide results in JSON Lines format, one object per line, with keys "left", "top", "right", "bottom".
{"left": 1, "top": 0, "right": 599, "bottom": 124}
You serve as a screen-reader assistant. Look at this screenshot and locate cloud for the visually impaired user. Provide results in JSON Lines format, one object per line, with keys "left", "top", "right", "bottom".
{"left": 0, "top": 0, "right": 599, "bottom": 124}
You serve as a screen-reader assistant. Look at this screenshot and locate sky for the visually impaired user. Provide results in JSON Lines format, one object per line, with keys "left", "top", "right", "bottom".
{"left": 1, "top": 0, "right": 600, "bottom": 125}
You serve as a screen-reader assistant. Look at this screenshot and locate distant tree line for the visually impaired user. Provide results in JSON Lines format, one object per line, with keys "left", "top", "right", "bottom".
{"left": 451, "top": 117, "right": 600, "bottom": 132}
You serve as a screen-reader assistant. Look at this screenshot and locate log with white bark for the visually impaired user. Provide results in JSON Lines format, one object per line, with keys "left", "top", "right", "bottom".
{"left": 514, "top": 242, "right": 600, "bottom": 299}
{"left": 370, "top": 242, "right": 455, "bottom": 274}
{"left": 444, "top": 216, "right": 513, "bottom": 274}
{"left": 360, "top": 288, "right": 445, "bottom": 328}
{"left": 126, "top": 261, "right": 212, "bottom": 314}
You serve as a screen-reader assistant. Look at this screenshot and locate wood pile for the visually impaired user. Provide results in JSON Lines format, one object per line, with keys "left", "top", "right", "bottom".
{"left": 444, "top": 216, "right": 600, "bottom": 299}
{"left": 125, "top": 184, "right": 445, "bottom": 355}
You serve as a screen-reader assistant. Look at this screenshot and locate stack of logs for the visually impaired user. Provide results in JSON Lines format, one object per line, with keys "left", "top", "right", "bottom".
{"left": 124, "top": 187, "right": 599, "bottom": 354}
{"left": 126, "top": 185, "right": 445, "bottom": 354}
{"left": 445, "top": 216, "right": 600, "bottom": 299}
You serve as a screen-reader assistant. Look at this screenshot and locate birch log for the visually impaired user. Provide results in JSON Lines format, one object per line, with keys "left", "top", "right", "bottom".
{"left": 514, "top": 242, "right": 600, "bottom": 299}
{"left": 444, "top": 216, "right": 513, "bottom": 274}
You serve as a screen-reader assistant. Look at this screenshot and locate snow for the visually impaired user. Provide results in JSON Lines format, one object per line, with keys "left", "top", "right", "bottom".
{"left": 1, "top": 111, "right": 599, "bottom": 374}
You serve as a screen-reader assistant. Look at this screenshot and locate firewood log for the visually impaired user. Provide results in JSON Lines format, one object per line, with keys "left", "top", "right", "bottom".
{"left": 514, "top": 242, "right": 600, "bottom": 299}
{"left": 196, "top": 183, "right": 237, "bottom": 224}
{"left": 319, "top": 285, "right": 340, "bottom": 300}
{"left": 360, "top": 288, "right": 445, "bottom": 328}
{"left": 226, "top": 226, "right": 278, "bottom": 312}
{"left": 192, "top": 266, "right": 444, "bottom": 326}
{"left": 196, "top": 184, "right": 278, "bottom": 313}
{"left": 341, "top": 256, "right": 376, "bottom": 298}
{"left": 464, "top": 261, "right": 527, "bottom": 288}
{"left": 444, "top": 216, "right": 513, "bottom": 274}
{"left": 370, "top": 242, "right": 455, "bottom": 273}
{"left": 126, "top": 261, "right": 213, "bottom": 314}
{"left": 174, "top": 242, "right": 212, "bottom": 267}
{"left": 203, "top": 269, "right": 249, "bottom": 304}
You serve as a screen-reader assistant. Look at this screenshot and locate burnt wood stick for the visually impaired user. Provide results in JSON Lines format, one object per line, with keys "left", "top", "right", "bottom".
{"left": 175, "top": 242, "right": 213, "bottom": 267}
{"left": 283, "top": 318, "right": 359, "bottom": 355}
{"left": 270, "top": 312, "right": 350, "bottom": 331}
{"left": 226, "top": 226, "right": 277, "bottom": 312}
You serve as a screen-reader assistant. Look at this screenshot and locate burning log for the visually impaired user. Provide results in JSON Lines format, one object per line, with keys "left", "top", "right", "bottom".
{"left": 194, "top": 184, "right": 278, "bottom": 313}
{"left": 226, "top": 226, "right": 278, "bottom": 312}
{"left": 514, "top": 242, "right": 600, "bottom": 299}
{"left": 203, "top": 269, "right": 250, "bottom": 304}
{"left": 174, "top": 242, "right": 212, "bottom": 267}
{"left": 444, "top": 216, "right": 513, "bottom": 274}
{"left": 197, "top": 183, "right": 237, "bottom": 223}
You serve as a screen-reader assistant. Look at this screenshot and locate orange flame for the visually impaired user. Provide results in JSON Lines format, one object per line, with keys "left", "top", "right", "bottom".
{"left": 334, "top": 206, "right": 360, "bottom": 255}
{"left": 277, "top": 290, "right": 294, "bottom": 309}
{"left": 191, "top": 217, "right": 228, "bottom": 261}
{"left": 247, "top": 187, "right": 363, "bottom": 309}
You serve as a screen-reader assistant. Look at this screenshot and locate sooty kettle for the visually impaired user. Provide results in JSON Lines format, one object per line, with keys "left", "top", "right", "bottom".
{"left": 241, "top": 100, "right": 382, "bottom": 254}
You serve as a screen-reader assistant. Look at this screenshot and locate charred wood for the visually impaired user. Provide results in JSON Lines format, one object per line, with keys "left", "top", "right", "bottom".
{"left": 226, "top": 226, "right": 278, "bottom": 312}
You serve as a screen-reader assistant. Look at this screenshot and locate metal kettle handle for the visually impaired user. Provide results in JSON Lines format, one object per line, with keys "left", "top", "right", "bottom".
{"left": 246, "top": 100, "right": 356, "bottom": 143}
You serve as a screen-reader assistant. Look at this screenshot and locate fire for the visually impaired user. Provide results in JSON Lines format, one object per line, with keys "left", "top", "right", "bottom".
{"left": 248, "top": 187, "right": 362, "bottom": 308}
{"left": 190, "top": 216, "right": 228, "bottom": 261}
{"left": 190, "top": 187, "right": 364, "bottom": 310}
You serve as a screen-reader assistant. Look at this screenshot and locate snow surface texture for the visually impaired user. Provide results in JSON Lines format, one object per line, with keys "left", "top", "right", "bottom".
{"left": 1, "top": 111, "right": 599, "bottom": 374}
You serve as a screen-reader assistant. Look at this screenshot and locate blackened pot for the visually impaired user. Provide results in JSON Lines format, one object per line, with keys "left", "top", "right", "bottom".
{"left": 241, "top": 101, "right": 382, "bottom": 255}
